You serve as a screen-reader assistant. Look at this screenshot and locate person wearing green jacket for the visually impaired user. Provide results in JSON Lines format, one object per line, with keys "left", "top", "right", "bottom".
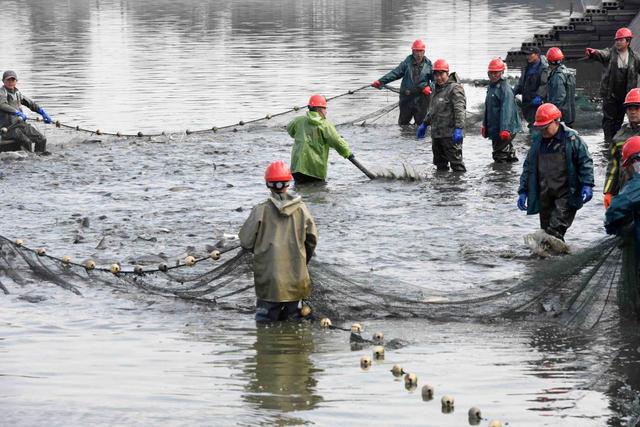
{"left": 239, "top": 160, "right": 319, "bottom": 323}
{"left": 287, "top": 94, "right": 352, "bottom": 184}
{"left": 371, "top": 39, "right": 434, "bottom": 125}
{"left": 518, "top": 103, "right": 594, "bottom": 241}
{"left": 416, "top": 59, "right": 466, "bottom": 172}
{"left": 545, "top": 47, "right": 576, "bottom": 126}
{"left": 482, "top": 58, "right": 522, "bottom": 163}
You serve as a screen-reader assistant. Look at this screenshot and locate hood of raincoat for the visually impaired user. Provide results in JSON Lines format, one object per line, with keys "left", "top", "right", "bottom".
{"left": 268, "top": 192, "right": 303, "bottom": 216}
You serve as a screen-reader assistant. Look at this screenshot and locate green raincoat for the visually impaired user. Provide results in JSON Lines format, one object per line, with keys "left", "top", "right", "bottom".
{"left": 239, "top": 192, "right": 318, "bottom": 302}
{"left": 547, "top": 64, "right": 576, "bottom": 124}
{"left": 287, "top": 111, "right": 352, "bottom": 180}
{"left": 483, "top": 77, "right": 522, "bottom": 139}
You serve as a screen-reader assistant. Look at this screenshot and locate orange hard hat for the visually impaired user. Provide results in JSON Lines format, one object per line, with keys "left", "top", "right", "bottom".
{"left": 264, "top": 160, "right": 293, "bottom": 183}
{"left": 624, "top": 88, "right": 640, "bottom": 106}
{"left": 487, "top": 58, "right": 506, "bottom": 72}
{"left": 546, "top": 47, "right": 564, "bottom": 63}
{"left": 433, "top": 59, "right": 449, "bottom": 72}
{"left": 615, "top": 27, "right": 633, "bottom": 40}
{"left": 412, "top": 39, "right": 426, "bottom": 51}
{"left": 308, "top": 94, "right": 327, "bottom": 108}
{"left": 533, "top": 103, "right": 562, "bottom": 127}
{"left": 622, "top": 136, "right": 640, "bottom": 166}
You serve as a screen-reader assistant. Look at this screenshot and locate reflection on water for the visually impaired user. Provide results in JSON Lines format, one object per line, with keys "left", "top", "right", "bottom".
{"left": 0, "top": 0, "right": 570, "bottom": 132}
{"left": 0, "top": 1, "right": 639, "bottom": 426}
{"left": 243, "top": 322, "right": 322, "bottom": 424}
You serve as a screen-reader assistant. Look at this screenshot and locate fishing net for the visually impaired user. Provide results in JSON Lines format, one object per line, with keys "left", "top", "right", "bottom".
{"left": 0, "top": 233, "right": 627, "bottom": 329}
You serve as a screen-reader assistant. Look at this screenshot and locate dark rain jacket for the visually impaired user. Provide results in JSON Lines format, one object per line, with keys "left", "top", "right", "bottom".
{"left": 547, "top": 64, "right": 576, "bottom": 124}
{"left": 483, "top": 77, "right": 522, "bottom": 139}
{"left": 239, "top": 192, "right": 318, "bottom": 303}
{"left": 514, "top": 56, "right": 549, "bottom": 104}
{"left": 378, "top": 54, "right": 433, "bottom": 101}
{"left": 287, "top": 111, "right": 352, "bottom": 180}
{"left": 518, "top": 124, "right": 594, "bottom": 215}
{"left": 605, "top": 172, "right": 640, "bottom": 235}
{"left": 0, "top": 86, "right": 41, "bottom": 128}
{"left": 604, "top": 123, "right": 640, "bottom": 195}
{"left": 423, "top": 72, "right": 466, "bottom": 138}
{"left": 590, "top": 47, "right": 640, "bottom": 98}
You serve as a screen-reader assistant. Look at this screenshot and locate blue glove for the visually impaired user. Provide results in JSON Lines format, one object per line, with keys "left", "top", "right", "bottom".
{"left": 14, "top": 111, "right": 28, "bottom": 121}
{"left": 581, "top": 185, "right": 593, "bottom": 203}
{"left": 37, "top": 107, "right": 52, "bottom": 124}
{"left": 452, "top": 128, "right": 463, "bottom": 145}
{"left": 532, "top": 96, "right": 543, "bottom": 107}
{"left": 517, "top": 193, "right": 527, "bottom": 211}
{"left": 416, "top": 122, "right": 428, "bottom": 139}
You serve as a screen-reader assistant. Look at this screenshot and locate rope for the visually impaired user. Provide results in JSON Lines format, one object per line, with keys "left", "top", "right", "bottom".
{"left": 27, "top": 85, "right": 372, "bottom": 138}
{"left": 0, "top": 234, "right": 240, "bottom": 275}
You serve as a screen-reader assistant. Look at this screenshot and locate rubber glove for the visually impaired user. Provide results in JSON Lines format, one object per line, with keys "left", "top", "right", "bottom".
{"left": 422, "top": 86, "right": 432, "bottom": 96}
{"left": 37, "top": 107, "right": 52, "bottom": 124}
{"left": 581, "top": 185, "right": 593, "bottom": 203}
{"left": 604, "top": 192, "right": 612, "bottom": 209}
{"left": 416, "top": 123, "right": 428, "bottom": 139}
{"left": 499, "top": 130, "right": 511, "bottom": 141}
{"left": 517, "top": 193, "right": 527, "bottom": 211}
{"left": 371, "top": 80, "right": 382, "bottom": 89}
{"left": 585, "top": 48, "right": 597, "bottom": 58}
{"left": 481, "top": 126, "right": 487, "bottom": 138}
{"left": 14, "top": 111, "right": 27, "bottom": 121}
{"left": 452, "top": 128, "right": 463, "bottom": 145}
{"left": 531, "top": 96, "right": 543, "bottom": 107}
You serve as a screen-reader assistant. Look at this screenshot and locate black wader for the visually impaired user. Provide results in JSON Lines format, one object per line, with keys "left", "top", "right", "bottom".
{"left": 538, "top": 137, "right": 576, "bottom": 239}
{"left": 491, "top": 135, "right": 518, "bottom": 163}
{"left": 432, "top": 137, "right": 466, "bottom": 171}
{"left": 4, "top": 122, "right": 47, "bottom": 153}
{"left": 603, "top": 65, "right": 628, "bottom": 145}
{"left": 255, "top": 299, "right": 306, "bottom": 323}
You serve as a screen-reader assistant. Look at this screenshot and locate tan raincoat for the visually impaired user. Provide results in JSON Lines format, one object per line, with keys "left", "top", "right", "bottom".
{"left": 239, "top": 192, "right": 318, "bottom": 302}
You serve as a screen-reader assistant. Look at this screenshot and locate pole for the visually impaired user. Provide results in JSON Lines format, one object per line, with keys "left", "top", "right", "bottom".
{"left": 348, "top": 155, "right": 376, "bottom": 180}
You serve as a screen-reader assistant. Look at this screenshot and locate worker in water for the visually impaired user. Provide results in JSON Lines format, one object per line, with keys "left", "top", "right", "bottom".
{"left": 0, "top": 70, "right": 52, "bottom": 154}
{"left": 603, "top": 88, "right": 640, "bottom": 209}
{"left": 514, "top": 46, "right": 549, "bottom": 129}
{"left": 371, "top": 39, "right": 433, "bottom": 125}
{"left": 586, "top": 27, "right": 640, "bottom": 146}
{"left": 604, "top": 136, "right": 640, "bottom": 317}
{"left": 416, "top": 59, "right": 466, "bottom": 172}
{"left": 481, "top": 57, "right": 522, "bottom": 163}
{"left": 287, "top": 94, "right": 353, "bottom": 185}
{"left": 545, "top": 47, "right": 576, "bottom": 127}
{"left": 518, "top": 103, "right": 594, "bottom": 241}
{"left": 239, "top": 160, "right": 318, "bottom": 323}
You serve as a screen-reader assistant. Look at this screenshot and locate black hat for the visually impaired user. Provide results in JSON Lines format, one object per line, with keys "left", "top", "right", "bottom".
{"left": 522, "top": 46, "right": 541, "bottom": 55}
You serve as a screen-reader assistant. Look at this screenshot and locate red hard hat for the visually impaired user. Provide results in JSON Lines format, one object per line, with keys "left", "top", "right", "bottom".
{"left": 622, "top": 136, "right": 640, "bottom": 166}
{"left": 624, "top": 88, "right": 640, "bottom": 106}
{"left": 264, "top": 160, "right": 293, "bottom": 182}
{"left": 615, "top": 27, "right": 633, "bottom": 40}
{"left": 412, "top": 39, "right": 426, "bottom": 51}
{"left": 308, "top": 94, "right": 327, "bottom": 108}
{"left": 487, "top": 58, "right": 506, "bottom": 72}
{"left": 546, "top": 47, "right": 564, "bottom": 63}
{"left": 433, "top": 59, "right": 449, "bottom": 72}
{"left": 533, "top": 103, "right": 562, "bottom": 127}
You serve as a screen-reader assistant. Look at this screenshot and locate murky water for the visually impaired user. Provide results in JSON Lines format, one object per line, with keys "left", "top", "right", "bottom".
{"left": 1, "top": 1, "right": 640, "bottom": 426}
